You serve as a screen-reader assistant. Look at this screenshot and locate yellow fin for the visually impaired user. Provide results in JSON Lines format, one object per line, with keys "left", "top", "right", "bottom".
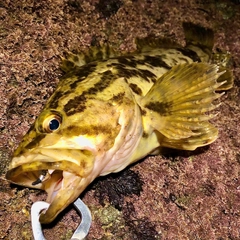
{"left": 141, "top": 63, "right": 226, "bottom": 150}
{"left": 211, "top": 52, "right": 234, "bottom": 90}
{"left": 159, "top": 122, "right": 218, "bottom": 150}
{"left": 183, "top": 22, "right": 214, "bottom": 54}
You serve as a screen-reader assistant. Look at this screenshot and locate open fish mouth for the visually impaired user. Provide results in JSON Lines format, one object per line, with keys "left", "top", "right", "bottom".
{"left": 6, "top": 149, "right": 95, "bottom": 223}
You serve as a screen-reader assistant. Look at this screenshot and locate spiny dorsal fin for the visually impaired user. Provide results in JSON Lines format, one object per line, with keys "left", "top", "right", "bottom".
{"left": 60, "top": 45, "right": 117, "bottom": 72}
{"left": 140, "top": 63, "right": 226, "bottom": 150}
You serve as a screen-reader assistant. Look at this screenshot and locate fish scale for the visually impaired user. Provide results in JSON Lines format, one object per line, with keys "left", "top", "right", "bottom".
{"left": 6, "top": 22, "right": 233, "bottom": 224}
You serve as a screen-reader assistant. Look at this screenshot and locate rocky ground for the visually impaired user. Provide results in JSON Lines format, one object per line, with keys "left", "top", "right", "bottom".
{"left": 0, "top": 0, "right": 239, "bottom": 239}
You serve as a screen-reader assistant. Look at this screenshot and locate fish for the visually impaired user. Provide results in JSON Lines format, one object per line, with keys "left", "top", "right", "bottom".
{"left": 6, "top": 22, "right": 233, "bottom": 224}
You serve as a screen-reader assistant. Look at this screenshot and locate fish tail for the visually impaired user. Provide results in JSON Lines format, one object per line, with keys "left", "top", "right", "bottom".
{"left": 183, "top": 22, "right": 214, "bottom": 56}
{"left": 140, "top": 63, "right": 227, "bottom": 150}
{"left": 183, "top": 22, "right": 234, "bottom": 90}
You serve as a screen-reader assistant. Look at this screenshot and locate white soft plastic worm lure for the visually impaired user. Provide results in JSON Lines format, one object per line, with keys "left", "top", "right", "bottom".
{"left": 31, "top": 198, "right": 92, "bottom": 240}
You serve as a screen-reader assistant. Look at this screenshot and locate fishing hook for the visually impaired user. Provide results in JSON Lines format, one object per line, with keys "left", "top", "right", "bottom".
{"left": 31, "top": 198, "right": 92, "bottom": 240}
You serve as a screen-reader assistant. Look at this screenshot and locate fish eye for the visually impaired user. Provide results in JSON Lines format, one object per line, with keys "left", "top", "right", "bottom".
{"left": 49, "top": 118, "right": 60, "bottom": 131}
{"left": 43, "top": 114, "right": 62, "bottom": 133}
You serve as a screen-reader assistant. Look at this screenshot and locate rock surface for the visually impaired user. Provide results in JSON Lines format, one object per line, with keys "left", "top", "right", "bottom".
{"left": 0, "top": 0, "right": 239, "bottom": 239}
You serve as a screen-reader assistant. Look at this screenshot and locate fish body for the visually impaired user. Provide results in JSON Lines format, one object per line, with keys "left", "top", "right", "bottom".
{"left": 6, "top": 23, "right": 233, "bottom": 223}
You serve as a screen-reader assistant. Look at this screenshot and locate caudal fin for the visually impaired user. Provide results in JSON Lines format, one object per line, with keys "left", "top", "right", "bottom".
{"left": 140, "top": 63, "right": 226, "bottom": 150}
{"left": 183, "top": 22, "right": 214, "bottom": 54}
{"left": 183, "top": 22, "right": 234, "bottom": 90}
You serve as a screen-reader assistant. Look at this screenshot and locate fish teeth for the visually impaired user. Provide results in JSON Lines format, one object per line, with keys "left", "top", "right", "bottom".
{"left": 48, "top": 169, "right": 54, "bottom": 174}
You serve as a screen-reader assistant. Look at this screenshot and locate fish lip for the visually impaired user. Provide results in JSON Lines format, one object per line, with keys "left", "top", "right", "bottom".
{"left": 39, "top": 172, "right": 84, "bottom": 224}
{"left": 6, "top": 158, "right": 83, "bottom": 223}
{"left": 5, "top": 158, "right": 81, "bottom": 204}
{"left": 6, "top": 160, "right": 83, "bottom": 187}
{"left": 6, "top": 150, "right": 95, "bottom": 223}
{"left": 6, "top": 148, "right": 94, "bottom": 185}
{"left": 6, "top": 161, "right": 79, "bottom": 190}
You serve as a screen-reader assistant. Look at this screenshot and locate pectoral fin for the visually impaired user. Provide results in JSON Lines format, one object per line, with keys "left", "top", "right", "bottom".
{"left": 140, "top": 63, "right": 226, "bottom": 150}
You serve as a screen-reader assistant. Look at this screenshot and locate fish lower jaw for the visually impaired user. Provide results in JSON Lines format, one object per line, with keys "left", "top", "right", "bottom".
{"left": 39, "top": 172, "right": 88, "bottom": 224}
{"left": 45, "top": 170, "right": 85, "bottom": 204}
{"left": 44, "top": 170, "right": 64, "bottom": 203}
{"left": 6, "top": 151, "right": 95, "bottom": 223}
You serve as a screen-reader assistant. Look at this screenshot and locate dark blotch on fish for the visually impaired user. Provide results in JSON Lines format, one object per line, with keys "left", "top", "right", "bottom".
{"left": 64, "top": 70, "right": 115, "bottom": 116}
{"left": 63, "top": 124, "right": 118, "bottom": 137}
{"left": 145, "top": 101, "right": 173, "bottom": 116}
{"left": 49, "top": 90, "right": 66, "bottom": 109}
{"left": 144, "top": 55, "right": 172, "bottom": 69}
{"left": 176, "top": 48, "right": 201, "bottom": 62}
{"left": 111, "top": 92, "right": 125, "bottom": 103}
{"left": 70, "top": 63, "right": 98, "bottom": 88}
{"left": 25, "top": 134, "right": 46, "bottom": 150}
{"left": 118, "top": 56, "right": 137, "bottom": 68}
{"left": 116, "top": 65, "right": 157, "bottom": 82}
{"left": 142, "top": 131, "right": 149, "bottom": 138}
{"left": 64, "top": 95, "right": 87, "bottom": 116}
{"left": 129, "top": 83, "right": 143, "bottom": 95}
{"left": 89, "top": 70, "right": 115, "bottom": 94}
{"left": 50, "top": 63, "right": 98, "bottom": 109}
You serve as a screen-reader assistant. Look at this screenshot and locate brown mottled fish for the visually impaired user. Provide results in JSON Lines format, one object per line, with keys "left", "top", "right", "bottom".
{"left": 6, "top": 23, "right": 233, "bottom": 223}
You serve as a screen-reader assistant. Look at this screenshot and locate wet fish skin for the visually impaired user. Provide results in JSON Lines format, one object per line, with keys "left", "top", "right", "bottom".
{"left": 6, "top": 23, "right": 233, "bottom": 223}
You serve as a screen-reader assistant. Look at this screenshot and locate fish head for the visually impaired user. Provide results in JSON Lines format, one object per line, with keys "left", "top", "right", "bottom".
{"left": 6, "top": 92, "right": 123, "bottom": 223}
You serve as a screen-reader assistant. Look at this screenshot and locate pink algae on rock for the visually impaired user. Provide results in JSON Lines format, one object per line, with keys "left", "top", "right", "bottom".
{"left": 0, "top": 0, "right": 239, "bottom": 239}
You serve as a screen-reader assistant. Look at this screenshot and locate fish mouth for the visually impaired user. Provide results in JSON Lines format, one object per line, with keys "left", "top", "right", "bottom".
{"left": 6, "top": 149, "right": 95, "bottom": 223}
